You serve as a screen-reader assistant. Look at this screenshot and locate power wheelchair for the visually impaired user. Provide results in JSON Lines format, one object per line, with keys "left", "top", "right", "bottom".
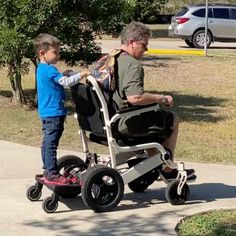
{"left": 26, "top": 75, "right": 194, "bottom": 213}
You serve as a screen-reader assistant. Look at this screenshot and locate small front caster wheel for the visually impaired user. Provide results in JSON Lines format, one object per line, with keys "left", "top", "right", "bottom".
{"left": 26, "top": 185, "right": 42, "bottom": 201}
{"left": 165, "top": 179, "right": 190, "bottom": 205}
{"left": 42, "top": 196, "right": 58, "bottom": 213}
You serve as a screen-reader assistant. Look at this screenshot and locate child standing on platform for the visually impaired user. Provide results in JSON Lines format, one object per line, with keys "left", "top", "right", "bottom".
{"left": 33, "top": 33, "right": 90, "bottom": 184}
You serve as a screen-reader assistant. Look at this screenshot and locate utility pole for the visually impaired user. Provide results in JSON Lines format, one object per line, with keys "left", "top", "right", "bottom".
{"left": 204, "top": 0, "right": 209, "bottom": 56}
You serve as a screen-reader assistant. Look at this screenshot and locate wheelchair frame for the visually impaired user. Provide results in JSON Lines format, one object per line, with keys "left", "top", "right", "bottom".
{"left": 79, "top": 75, "right": 188, "bottom": 189}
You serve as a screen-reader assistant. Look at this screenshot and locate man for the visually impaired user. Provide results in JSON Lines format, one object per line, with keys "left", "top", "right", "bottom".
{"left": 113, "top": 21, "right": 196, "bottom": 181}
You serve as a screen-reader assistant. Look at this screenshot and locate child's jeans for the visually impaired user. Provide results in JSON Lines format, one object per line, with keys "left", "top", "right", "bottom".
{"left": 41, "top": 116, "right": 66, "bottom": 175}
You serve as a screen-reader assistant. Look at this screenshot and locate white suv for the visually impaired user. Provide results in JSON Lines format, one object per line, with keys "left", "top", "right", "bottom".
{"left": 168, "top": 3, "right": 236, "bottom": 48}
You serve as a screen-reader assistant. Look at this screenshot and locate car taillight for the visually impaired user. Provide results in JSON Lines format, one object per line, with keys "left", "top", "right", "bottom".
{"left": 176, "top": 18, "right": 189, "bottom": 24}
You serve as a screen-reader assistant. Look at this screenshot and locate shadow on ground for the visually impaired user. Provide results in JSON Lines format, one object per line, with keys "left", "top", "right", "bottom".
{"left": 142, "top": 55, "right": 181, "bottom": 68}
{"left": 23, "top": 182, "right": 236, "bottom": 235}
{"left": 0, "top": 90, "right": 12, "bottom": 97}
{"left": 23, "top": 209, "right": 176, "bottom": 236}
{"left": 0, "top": 88, "right": 76, "bottom": 113}
{"left": 36, "top": 182, "right": 236, "bottom": 214}
{"left": 189, "top": 183, "right": 236, "bottom": 202}
{"left": 148, "top": 90, "right": 226, "bottom": 123}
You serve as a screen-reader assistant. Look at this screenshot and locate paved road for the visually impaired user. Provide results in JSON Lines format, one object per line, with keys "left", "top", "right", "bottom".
{"left": 97, "top": 38, "right": 236, "bottom": 53}
{"left": 1, "top": 140, "right": 236, "bottom": 236}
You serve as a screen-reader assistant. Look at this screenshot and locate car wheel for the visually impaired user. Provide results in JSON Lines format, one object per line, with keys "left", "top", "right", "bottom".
{"left": 192, "top": 30, "right": 212, "bottom": 48}
{"left": 184, "top": 39, "right": 195, "bottom": 48}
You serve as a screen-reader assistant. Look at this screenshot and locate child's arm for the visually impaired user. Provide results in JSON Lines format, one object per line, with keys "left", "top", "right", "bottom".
{"left": 58, "top": 70, "right": 90, "bottom": 87}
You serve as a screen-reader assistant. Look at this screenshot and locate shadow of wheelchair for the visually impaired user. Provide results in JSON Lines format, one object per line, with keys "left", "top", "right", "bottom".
{"left": 187, "top": 182, "right": 236, "bottom": 202}
{"left": 57, "top": 182, "right": 236, "bottom": 212}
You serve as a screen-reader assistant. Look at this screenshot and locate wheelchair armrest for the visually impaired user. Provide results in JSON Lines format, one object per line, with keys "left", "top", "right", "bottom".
{"left": 109, "top": 103, "right": 160, "bottom": 126}
{"left": 117, "top": 103, "right": 160, "bottom": 114}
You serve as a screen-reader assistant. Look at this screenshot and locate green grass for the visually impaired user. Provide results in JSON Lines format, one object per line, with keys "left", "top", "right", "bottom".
{"left": 176, "top": 209, "right": 236, "bottom": 236}
{"left": 143, "top": 51, "right": 236, "bottom": 164}
{"left": 0, "top": 62, "right": 108, "bottom": 153}
{"left": 0, "top": 47, "right": 236, "bottom": 235}
{"left": 0, "top": 50, "right": 236, "bottom": 164}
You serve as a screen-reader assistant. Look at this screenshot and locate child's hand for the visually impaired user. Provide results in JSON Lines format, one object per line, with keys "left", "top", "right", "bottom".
{"left": 63, "top": 69, "right": 73, "bottom": 76}
{"left": 80, "top": 70, "right": 91, "bottom": 80}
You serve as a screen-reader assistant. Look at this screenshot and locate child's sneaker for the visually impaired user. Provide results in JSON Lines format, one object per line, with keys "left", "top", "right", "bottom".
{"left": 69, "top": 176, "right": 79, "bottom": 184}
{"left": 45, "top": 173, "right": 71, "bottom": 185}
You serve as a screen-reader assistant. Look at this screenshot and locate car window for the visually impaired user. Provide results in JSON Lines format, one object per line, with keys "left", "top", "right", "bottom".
{"left": 176, "top": 7, "right": 189, "bottom": 16}
{"left": 213, "top": 8, "right": 230, "bottom": 19}
{"left": 192, "top": 8, "right": 213, "bottom": 18}
{"left": 231, "top": 9, "right": 236, "bottom": 19}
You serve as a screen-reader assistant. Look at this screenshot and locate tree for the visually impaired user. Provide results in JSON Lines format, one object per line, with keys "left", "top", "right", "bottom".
{"left": 165, "top": 0, "right": 236, "bottom": 14}
{"left": 121, "top": 0, "right": 137, "bottom": 23}
{"left": 0, "top": 0, "right": 132, "bottom": 105}
{"left": 0, "top": 27, "right": 29, "bottom": 105}
{"left": 132, "top": 0, "right": 169, "bottom": 23}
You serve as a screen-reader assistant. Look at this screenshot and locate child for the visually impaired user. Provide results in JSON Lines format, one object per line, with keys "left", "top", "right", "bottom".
{"left": 33, "top": 33, "right": 90, "bottom": 184}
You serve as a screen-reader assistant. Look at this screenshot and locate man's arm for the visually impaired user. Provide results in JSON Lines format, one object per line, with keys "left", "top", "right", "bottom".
{"left": 127, "top": 93, "right": 173, "bottom": 107}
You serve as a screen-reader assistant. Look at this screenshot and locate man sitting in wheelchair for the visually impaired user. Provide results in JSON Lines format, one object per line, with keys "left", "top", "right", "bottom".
{"left": 111, "top": 21, "right": 196, "bottom": 181}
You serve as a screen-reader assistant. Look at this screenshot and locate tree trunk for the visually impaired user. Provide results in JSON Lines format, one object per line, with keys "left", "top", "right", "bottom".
{"left": 31, "top": 58, "right": 38, "bottom": 107}
{"left": 8, "top": 63, "right": 26, "bottom": 106}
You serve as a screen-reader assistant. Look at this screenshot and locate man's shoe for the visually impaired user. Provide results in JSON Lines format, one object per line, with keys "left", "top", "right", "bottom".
{"left": 45, "top": 173, "right": 71, "bottom": 185}
{"left": 160, "top": 168, "right": 196, "bottom": 182}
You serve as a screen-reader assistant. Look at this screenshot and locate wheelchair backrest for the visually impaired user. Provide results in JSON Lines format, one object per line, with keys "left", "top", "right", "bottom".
{"left": 71, "top": 83, "right": 105, "bottom": 135}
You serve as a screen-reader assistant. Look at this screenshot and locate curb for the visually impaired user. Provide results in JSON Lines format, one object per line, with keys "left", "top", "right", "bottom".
{"left": 147, "top": 48, "right": 204, "bottom": 56}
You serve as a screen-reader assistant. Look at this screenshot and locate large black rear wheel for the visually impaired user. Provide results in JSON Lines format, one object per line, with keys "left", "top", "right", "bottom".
{"left": 57, "top": 155, "right": 86, "bottom": 174}
{"left": 57, "top": 155, "right": 86, "bottom": 198}
{"left": 81, "top": 165, "right": 124, "bottom": 212}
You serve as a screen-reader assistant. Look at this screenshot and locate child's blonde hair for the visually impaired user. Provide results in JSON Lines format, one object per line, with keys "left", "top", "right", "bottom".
{"left": 33, "top": 33, "right": 60, "bottom": 57}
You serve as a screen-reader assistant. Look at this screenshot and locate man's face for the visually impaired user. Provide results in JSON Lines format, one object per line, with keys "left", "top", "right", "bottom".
{"left": 130, "top": 36, "right": 148, "bottom": 59}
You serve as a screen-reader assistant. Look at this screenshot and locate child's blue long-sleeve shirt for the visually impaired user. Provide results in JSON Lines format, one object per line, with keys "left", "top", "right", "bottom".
{"left": 36, "top": 63, "right": 66, "bottom": 118}
{"left": 37, "top": 63, "right": 82, "bottom": 118}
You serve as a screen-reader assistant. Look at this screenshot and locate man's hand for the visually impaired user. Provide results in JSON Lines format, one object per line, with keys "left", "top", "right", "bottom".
{"left": 162, "top": 95, "right": 173, "bottom": 107}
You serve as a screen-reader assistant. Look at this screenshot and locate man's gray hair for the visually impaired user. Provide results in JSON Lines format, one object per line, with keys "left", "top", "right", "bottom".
{"left": 120, "top": 21, "right": 150, "bottom": 45}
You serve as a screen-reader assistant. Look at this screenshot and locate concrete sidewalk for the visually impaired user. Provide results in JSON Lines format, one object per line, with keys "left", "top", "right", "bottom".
{"left": 1, "top": 140, "right": 236, "bottom": 236}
